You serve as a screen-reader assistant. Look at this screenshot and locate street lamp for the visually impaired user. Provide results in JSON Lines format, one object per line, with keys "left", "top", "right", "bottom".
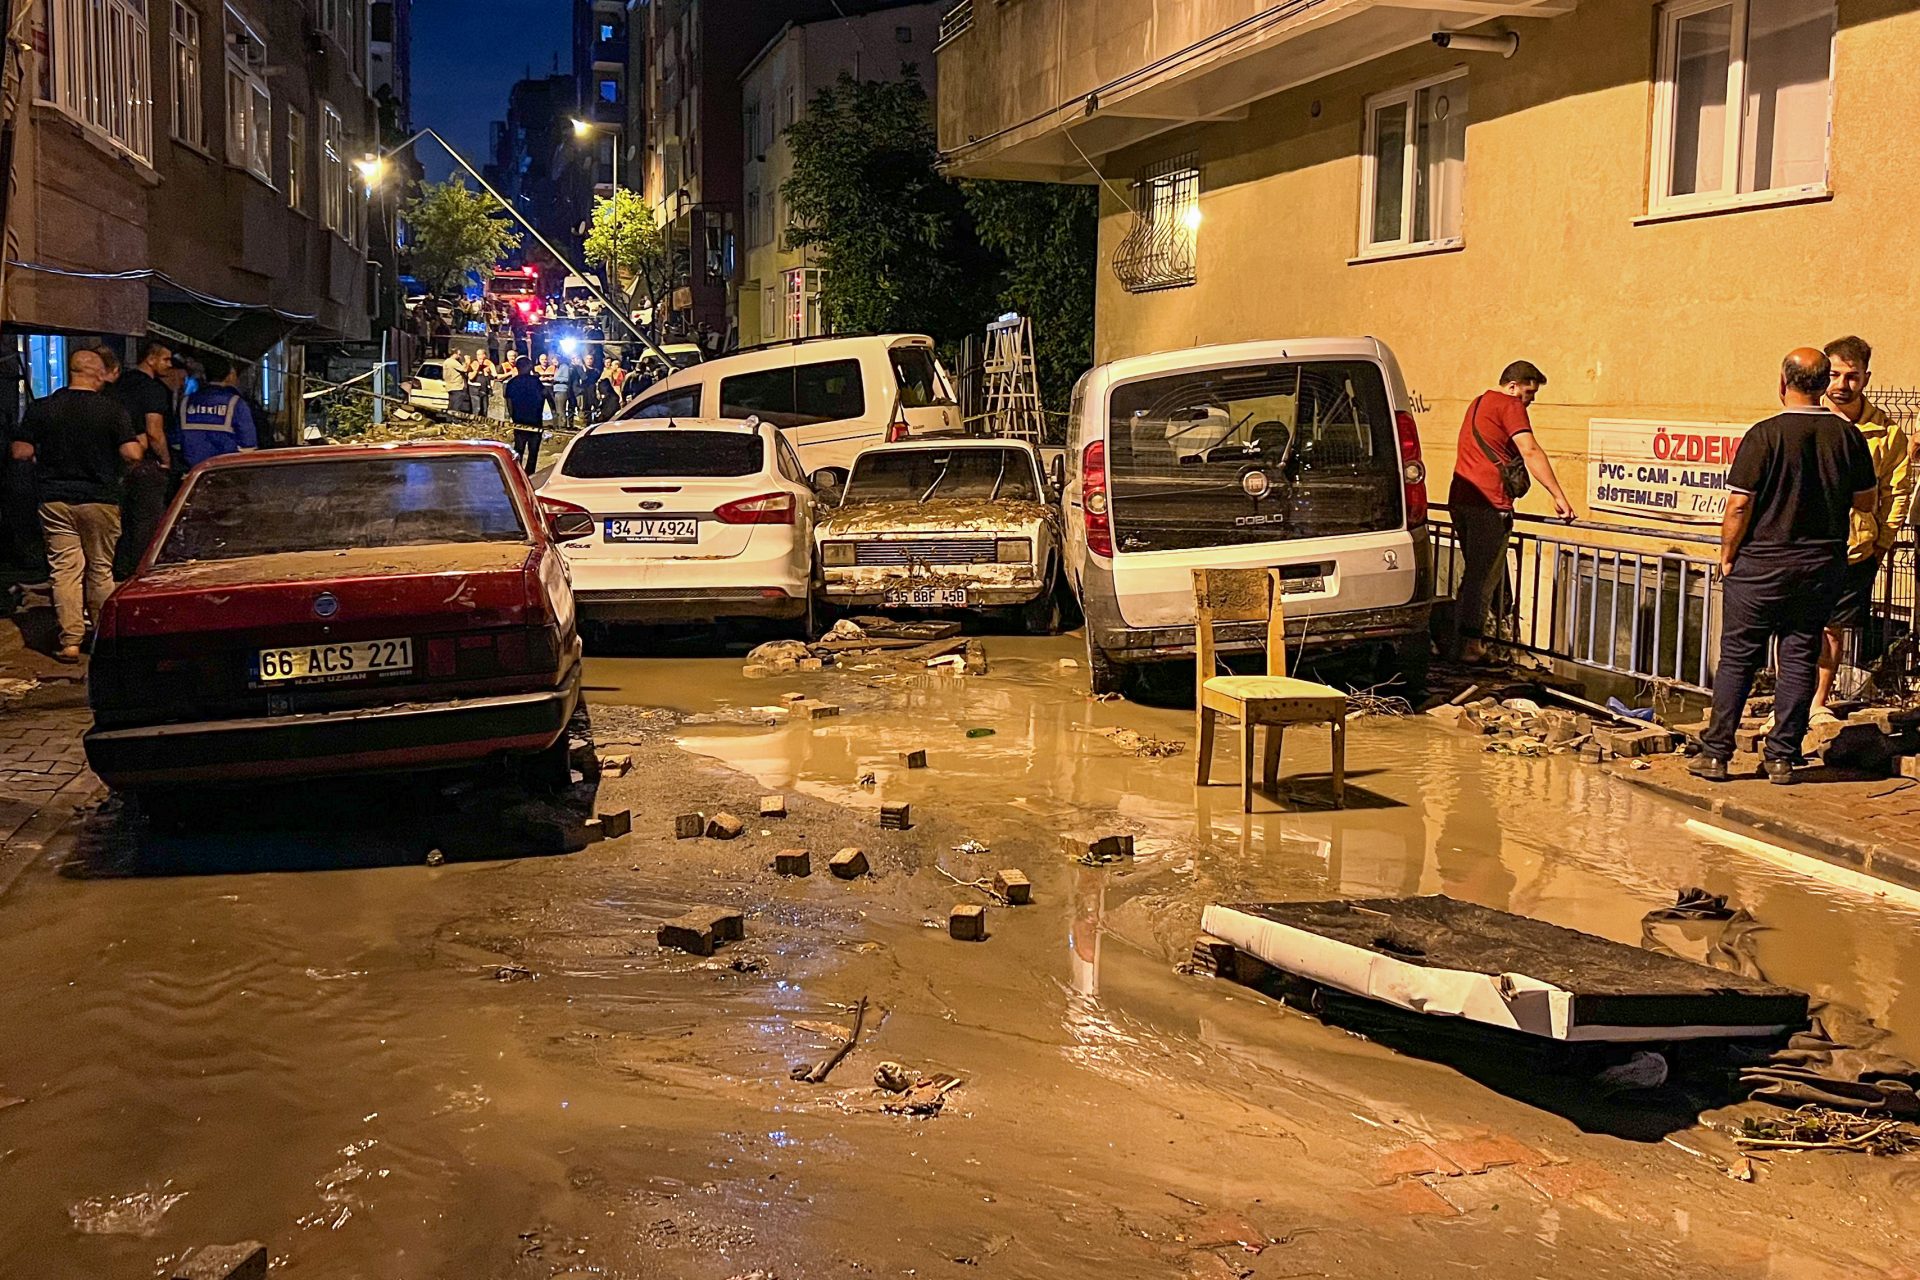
{"left": 570, "top": 117, "right": 624, "bottom": 329}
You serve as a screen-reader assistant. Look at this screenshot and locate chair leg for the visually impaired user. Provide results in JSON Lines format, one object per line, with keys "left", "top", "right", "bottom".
{"left": 1240, "top": 715, "right": 1257, "bottom": 813}
{"left": 1262, "top": 723, "right": 1284, "bottom": 796}
{"left": 1331, "top": 718, "right": 1347, "bottom": 809}
{"left": 1196, "top": 706, "right": 1216, "bottom": 786}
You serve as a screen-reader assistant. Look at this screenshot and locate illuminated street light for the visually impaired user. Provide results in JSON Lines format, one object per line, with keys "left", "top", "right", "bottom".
{"left": 355, "top": 154, "right": 388, "bottom": 187}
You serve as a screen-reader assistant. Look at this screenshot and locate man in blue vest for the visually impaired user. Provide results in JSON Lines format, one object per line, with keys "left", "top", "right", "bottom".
{"left": 180, "top": 354, "right": 259, "bottom": 470}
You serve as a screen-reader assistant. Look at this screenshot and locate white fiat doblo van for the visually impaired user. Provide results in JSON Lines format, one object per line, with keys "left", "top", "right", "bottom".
{"left": 1062, "top": 337, "right": 1434, "bottom": 694}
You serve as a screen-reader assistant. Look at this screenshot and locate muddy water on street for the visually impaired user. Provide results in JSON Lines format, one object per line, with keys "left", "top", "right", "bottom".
{"left": 616, "top": 637, "right": 1920, "bottom": 1060}
{"left": 2, "top": 633, "right": 1917, "bottom": 1279}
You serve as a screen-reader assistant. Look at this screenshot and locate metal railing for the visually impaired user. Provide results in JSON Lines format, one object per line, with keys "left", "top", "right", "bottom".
{"left": 936, "top": 0, "right": 975, "bottom": 48}
{"left": 1431, "top": 509, "right": 1917, "bottom": 695}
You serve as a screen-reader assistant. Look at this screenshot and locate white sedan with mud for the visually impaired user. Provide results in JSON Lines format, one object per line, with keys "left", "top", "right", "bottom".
{"left": 813, "top": 438, "right": 1064, "bottom": 632}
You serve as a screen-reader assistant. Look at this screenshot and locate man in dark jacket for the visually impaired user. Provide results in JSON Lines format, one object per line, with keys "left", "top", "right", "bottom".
{"left": 503, "top": 357, "right": 547, "bottom": 474}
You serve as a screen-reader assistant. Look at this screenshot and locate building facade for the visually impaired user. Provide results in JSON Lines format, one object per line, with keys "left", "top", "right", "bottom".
{"left": 737, "top": 2, "right": 945, "bottom": 348}
{"left": 6, "top": 0, "right": 388, "bottom": 418}
{"left": 937, "top": 0, "right": 1920, "bottom": 528}
{"left": 485, "top": 72, "right": 587, "bottom": 276}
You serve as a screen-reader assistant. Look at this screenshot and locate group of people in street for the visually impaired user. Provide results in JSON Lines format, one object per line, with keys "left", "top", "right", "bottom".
{"left": 439, "top": 348, "right": 644, "bottom": 431}
{"left": 1448, "top": 337, "right": 1912, "bottom": 786}
{"left": 6, "top": 339, "right": 261, "bottom": 662}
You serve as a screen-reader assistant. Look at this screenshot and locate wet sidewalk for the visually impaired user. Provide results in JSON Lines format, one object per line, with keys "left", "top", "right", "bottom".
{"left": 1611, "top": 753, "right": 1920, "bottom": 891}
{"left": 0, "top": 607, "right": 100, "bottom": 895}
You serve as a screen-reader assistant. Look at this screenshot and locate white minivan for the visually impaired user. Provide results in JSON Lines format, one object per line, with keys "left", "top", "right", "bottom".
{"left": 1062, "top": 338, "right": 1434, "bottom": 695}
{"left": 614, "top": 334, "right": 960, "bottom": 470}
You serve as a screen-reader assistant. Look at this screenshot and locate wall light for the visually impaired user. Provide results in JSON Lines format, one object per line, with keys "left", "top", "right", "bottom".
{"left": 1431, "top": 30, "right": 1519, "bottom": 57}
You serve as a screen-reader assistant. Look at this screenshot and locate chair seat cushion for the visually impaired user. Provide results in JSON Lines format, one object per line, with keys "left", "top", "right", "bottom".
{"left": 1204, "top": 675, "right": 1349, "bottom": 705}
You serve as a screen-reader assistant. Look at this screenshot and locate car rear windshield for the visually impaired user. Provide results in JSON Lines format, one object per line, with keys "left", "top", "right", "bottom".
{"left": 843, "top": 448, "right": 1039, "bottom": 504}
{"left": 562, "top": 430, "right": 763, "bottom": 479}
{"left": 889, "top": 347, "right": 952, "bottom": 408}
{"left": 1106, "top": 360, "right": 1401, "bottom": 552}
{"left": 155, "top": 456, "right": 528, "bottom": 564}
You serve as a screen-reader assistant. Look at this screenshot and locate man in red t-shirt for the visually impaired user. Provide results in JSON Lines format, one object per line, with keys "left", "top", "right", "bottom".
{"left": 1446, "top": 360, "right": 1574, "bottom": 661}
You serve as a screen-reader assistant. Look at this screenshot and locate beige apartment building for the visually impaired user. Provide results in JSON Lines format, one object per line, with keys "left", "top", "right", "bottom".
{"left": 738, "top": 3, "right": 946, "bottom": 348}
{"left": 937, "top": 0, "right": 1920, "bottom": 529}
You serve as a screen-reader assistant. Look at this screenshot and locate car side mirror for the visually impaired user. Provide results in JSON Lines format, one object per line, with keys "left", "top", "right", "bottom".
{"left": 547, "top": 508, "right": 595, "bottom": 542}
{"left": 811, "top": 467, "right": 848, "bottom": 500}
{"left": 1048, "top": 455, "right": 1066, "bottom": 494}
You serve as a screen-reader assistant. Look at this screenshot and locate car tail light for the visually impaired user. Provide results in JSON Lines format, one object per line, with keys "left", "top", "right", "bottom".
{"left": 1082, "top": 441, "right": 1114, "bottom": 558}
{"left": 427, "top": 627, "right": 556, "bottom": 680}
{"left": 537, "top": 495, "right": 595, "bottom": 542}
{"left": 1395, "top": 411, "right": 1428, "bottom": 526}
{"left": 885, "top": 422, "right": 910, "bottom": 443}
{"left": 714, "top": 492, "right": 794, "bottom": 525}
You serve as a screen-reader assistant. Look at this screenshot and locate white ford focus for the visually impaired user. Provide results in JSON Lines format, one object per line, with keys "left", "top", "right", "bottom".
{"left": 536, "top": 417, "right": 817, "bottom": 630}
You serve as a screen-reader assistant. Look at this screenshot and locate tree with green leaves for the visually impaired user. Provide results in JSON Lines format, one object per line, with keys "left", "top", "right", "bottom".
{"left": 783, "top": 71, "right": 997, "bottom": 347}
{"left": 964, "top": 181, "right": 1097, "bottom": 416}
{"left": 404, "top": 177, "right": 521, "bottom": 298}
{"left": 583, "top": 189, "right": 672, "bottom": 318}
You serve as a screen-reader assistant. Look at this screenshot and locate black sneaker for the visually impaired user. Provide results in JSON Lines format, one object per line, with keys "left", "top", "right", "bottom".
{"left": 1764, "top": 759, "right": 1797, "bottom": 786}
{"left": 1687, "top": 755, "right": 1730, "bottom": 782}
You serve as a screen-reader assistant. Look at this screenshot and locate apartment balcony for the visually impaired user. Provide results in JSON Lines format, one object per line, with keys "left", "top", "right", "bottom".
{"left": 937, "top": 0, "right": 1573, "bottom": 180}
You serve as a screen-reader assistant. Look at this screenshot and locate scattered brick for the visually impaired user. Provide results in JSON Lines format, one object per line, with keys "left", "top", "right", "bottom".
{"left": 949, "top": 904, "right": 987, "bottom": 941}
{"left": 774, "top": 849, "right": 812, "bottom": 877}
{"left": 902, "top": 749, "right": 928, "bottom": 769}
{"left": 760, "top": 795, "right": 788, "bottom": 819}
{"left": 829, "top": 847, "right": 869, "bottom": 879}
{"left": 674, "top": 813, "right": 704, "bottom": 839}
{"left": 993, "top": 869, "right": 1031, "bottom": 904}
{"left": 705, "top": 813, "right": 745, "bottom": 840}
{"left": 172, "top": 1243, "right": 268, "bottom": 1280}
{"left": 597, "top": 809, "right": 632, "bottom": 839}
{"left": 880, "top": 802, "right": 911, "bottom": 830}
{"left": 799, "top": 702, "right": 841, "bottom": 720}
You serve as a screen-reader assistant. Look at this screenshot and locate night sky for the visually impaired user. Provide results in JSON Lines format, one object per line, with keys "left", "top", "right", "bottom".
{"left": 410, "top": 0, "right": 573, "bottom": 181}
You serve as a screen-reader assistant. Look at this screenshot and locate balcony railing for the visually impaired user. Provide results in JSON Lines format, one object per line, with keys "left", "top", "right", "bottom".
{"left": 936, "top": 0, "right": 974, "bottom": 49}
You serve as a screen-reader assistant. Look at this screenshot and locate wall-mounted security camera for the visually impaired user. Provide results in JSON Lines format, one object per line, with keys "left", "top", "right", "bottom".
{"left": 1431, "top": 30, "right": 1520, "bottom": 57}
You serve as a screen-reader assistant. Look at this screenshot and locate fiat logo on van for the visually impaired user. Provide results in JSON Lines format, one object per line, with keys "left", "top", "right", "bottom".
{"left": 1240, "top": 470, "right": 1271, "bottom": 499}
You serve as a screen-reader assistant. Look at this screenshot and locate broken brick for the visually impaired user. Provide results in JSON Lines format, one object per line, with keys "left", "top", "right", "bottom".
{"left": 798, "top": 702, "right": 840, "bottom": 720}
{"left": 902, "top": 749, "right": 928, "bottom": 769}
{"left": 1187, "top": 934, "right": 1237, "bottom": 976}
{"left": 172, "top": 1243, "right": 268, "bottom": 1280}
{"left": 705, "top": 813, "right": 745, "bottom": 840}
{"left": 993, "top": 869, "right": 1031, "bottom": 904}
{"left": 1065, "top": 833, "right": 1135, "bottom": 861}
{"left": 675, "top": 813, "right": 704, "bottom": 839}
{"left": 760, "top": 795, "right": 788, "bottom": 819}
{"left": 774, "top": 849, "right": 812, "bottom": 877}
{"left": 658, "top": 916, "right": 716, "bottom": 956}
{"left": 949, "top": 904, "right": 987, "bottom": 941}
{"left": 829, "top": 848, "right": 869, "bottom": 880}
{"left": 879, "top": 802, "right": 911, "bottom": 830}
{"left": 597, "top": 809, "right": 632, "bottom": 839}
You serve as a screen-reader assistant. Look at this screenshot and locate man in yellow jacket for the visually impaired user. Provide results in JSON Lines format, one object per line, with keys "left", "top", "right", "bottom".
{"left": 1814, "top": 335, "right": 1910, "bottom": 716}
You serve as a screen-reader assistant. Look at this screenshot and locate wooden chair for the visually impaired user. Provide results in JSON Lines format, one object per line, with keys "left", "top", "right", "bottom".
{"left": 1192, "top": 568, "right": 1349, "bottom": 812}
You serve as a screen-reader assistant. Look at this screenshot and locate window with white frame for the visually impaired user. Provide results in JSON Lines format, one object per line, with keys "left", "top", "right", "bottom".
{"left": 321, "top": 104, "right": 347, "bottom": 232}
{"left": 317, "top": 0, "right": 355, "bottom": 48}
{"left": 170, "top": 2, "right": 203, "bottom": 147}
{"left": 784, "top": 267, "right": 824, "bottom": 339}
{"left": 1361, "top": 70, "right": 1467, "bottom": 255}
{"left": 224, "top": 8, "right": 271, "bottom": 180}
{"left": 1652, "top": 0, "right": 1833, "bottom": 212}
{"left": 44, "top": 0, "right": 153, "bottom": 162}
{"left": 287, "top": 108, "right": 307, "bottom": 209}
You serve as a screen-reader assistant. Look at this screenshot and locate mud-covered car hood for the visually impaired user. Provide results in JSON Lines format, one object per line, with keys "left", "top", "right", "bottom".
{"left": 816, "top": 499, "right": 1058, "bottom": 538}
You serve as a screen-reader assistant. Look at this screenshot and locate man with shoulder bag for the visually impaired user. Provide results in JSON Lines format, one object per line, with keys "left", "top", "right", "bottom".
{"left": 1446, "top": 360, "right": 1575, "bottom": 662}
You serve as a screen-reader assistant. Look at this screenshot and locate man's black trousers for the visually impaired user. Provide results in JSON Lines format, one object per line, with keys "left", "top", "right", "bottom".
{"left": 1700, "top": 554, "right": 1842, "bottom": 764}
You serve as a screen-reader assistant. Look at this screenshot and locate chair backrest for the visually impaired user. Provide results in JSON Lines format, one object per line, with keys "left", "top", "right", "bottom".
{"left": 1192, "top": 567, "right": 1288, "bottom": 692}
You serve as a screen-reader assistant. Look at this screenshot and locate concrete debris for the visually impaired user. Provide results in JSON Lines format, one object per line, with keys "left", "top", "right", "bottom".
{"left": 798, "top": 702, "right": 842, "bottom": 720}
{"left": 1085, "top": 725, "right": 1187, "bottom": 758}
{"left": 658, "top": 906, "right": 745, "bottom": 957}
{"left": 826, "top": 618, "right": 867, "bottom": 641}
{"left": 774, "top": 850, "right": 812, "bottom": 877}
{"left": 597, "top": 753, "right": 633, "bottom": 777}
{"left": 171, "top": 1242, "right": 268, "bottom": 1280}
{"left": 798, "top": 657, "right": 825, "bottom": 671}
{"left": 495, "top": 965, "right": 536, "bottom": 982}
{"left": 705, "top": 813, "right": 746, "bottom": 840}
{"left": 874, "top": 1061, "right": 915, "bottom": 1093}
{"left": 744, "top": 640, "right": 814, "bottom": 673}
{"left": 425, "top": 849, "right": 446, "bottom": 867}
{"left": 928, "top": 654, "right": 966, "bottom": 673}
{"left": 1805, "top": 719, "right": 1898, "bottom": 773}
{"left": 949, "top": 904, "right": 988, "bottom": 941}
{"left": 993, "top": 869, "right": 1032, "bottom": 905}
{"left": 829, "top": 848, "right": 869, "bottom": 880}
{"left": 880, "top": 803, "right": 912, "bottom": 831}
{"left": 760, "top": 795, "right": 788, "bottom": 819}
{"left": 1594, "top": 726, "right": 1676, "bottom": 758}
{"left": 1596, "top": 1050, "right": 1670, "bottom": 1092}
{"left": 1431, "top": 695, "right": 1643, "bottom": 761}
{"left": 881, "top": 1073, "right": 963, "bottom": 1116}
{"left": 1900, "top": 756, "right": 1920, "bottom": 780}
{"left": 598, "top": 809, "right": 632, "bottom": 839}
{"left": 1067, "top": 834, "right": 1134, "bottom": 864}
{"left": 903, "top": 749, "right": 928, "bottom": 769}
{"left": 781, "top": 691, "right": 808, "bottom": 704}
{"left": 674, "top": 813, "right": 705, "bottom": 840}
{"left": 964, "top": 640, "right": 989, "bottom": 675}
{"left": 952, "top": 839, "right": 990, "bottom": 857}
{"left": 568, "top": 737, "right": 597, "bottom": 773}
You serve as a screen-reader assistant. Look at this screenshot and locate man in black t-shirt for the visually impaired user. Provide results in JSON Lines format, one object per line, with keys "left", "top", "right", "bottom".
{"left": 8, "top": 348, "right": 145, "bottom": 661}
{"left": 1693, "top": 348, "right": 1878, "bottom": 783}
{"left": 109, "top": 338, "right": 178, "bottom": 577}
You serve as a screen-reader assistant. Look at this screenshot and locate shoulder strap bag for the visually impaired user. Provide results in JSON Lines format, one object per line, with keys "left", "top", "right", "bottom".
{"left": 1469, "top": 393, "right": 1532, "bottom": 501}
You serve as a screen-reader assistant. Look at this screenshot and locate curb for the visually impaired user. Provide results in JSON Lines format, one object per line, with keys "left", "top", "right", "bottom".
{"left": 0, "top": 769, "right": 105, "bottom": 901}
{"left": 1609, "top": 765, "right": 1920, "bottom": 893}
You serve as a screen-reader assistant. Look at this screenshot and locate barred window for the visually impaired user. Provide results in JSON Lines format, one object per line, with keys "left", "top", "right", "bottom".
{"left": 44, "top": 0, "right": 154, "bottom": 162}
{"left": 1112, "top": 156, "right": 1198, "bottom": 294}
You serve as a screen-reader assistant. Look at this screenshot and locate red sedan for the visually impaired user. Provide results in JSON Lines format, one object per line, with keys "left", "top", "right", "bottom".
{"left": 84, "top": 443, "right": 584, "bottom": 812}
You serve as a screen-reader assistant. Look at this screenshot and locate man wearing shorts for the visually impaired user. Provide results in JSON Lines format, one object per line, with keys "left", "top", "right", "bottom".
{"left": 1813, "top": 335, "right": 1909, "bottom": 718}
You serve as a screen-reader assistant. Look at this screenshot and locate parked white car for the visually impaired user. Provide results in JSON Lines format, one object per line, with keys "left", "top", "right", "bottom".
{"left": 615, "top": 334, "right": 961, "bottom": 470}
{"left": 1063, "top": 337, "right": 1435, "bottom": 694}
{"left": 536, "top": 417, "right": 816, "bottom": 629}
{"left": 404, "top": 360, "right": 451, "bottom": 412}
{"left": 814, "top": 437, "right": 1064, "bottom": 633}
